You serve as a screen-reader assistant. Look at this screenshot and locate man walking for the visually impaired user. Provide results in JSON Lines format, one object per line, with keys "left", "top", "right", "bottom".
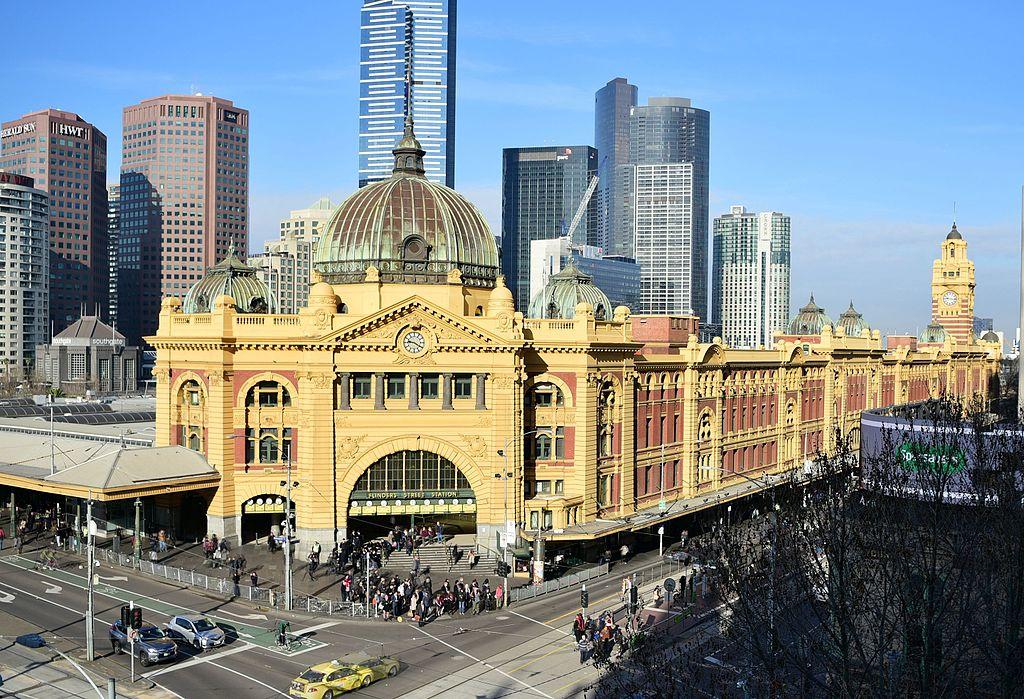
{"left": 572, "top": 612, "right": 585, "bottom": 643}
{"left": 578, "top": 633, "right": 593, "bottom": 664}
{"left": 250, "top": 571, "right": 258, "bottom": 589}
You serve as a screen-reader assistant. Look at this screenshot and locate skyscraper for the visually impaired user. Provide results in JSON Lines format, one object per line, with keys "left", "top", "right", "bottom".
{"left": 359, "top": 0, "right": 456, "bottom": 188}
{"left": 0, "top": 109, "right": 108, "bottom": 330}
{"left": 594, "top": 77, "right": 637, "bottom": 255}
{"left": 0, "top": 173, "right": 48, "bottom": 377}
{"left": 106, "top": 184, "right": 120, "bottom": 328}
{"left": 501, "top": 146, "right": 599, "bottom": 311}
{"left": 618, "top": 97, "right": 710, "bottom": 319}
{"left": 251, "top": 197, "right": 335, "bottom": 314}
{"left": 118, "top": 94, "right": 249, "bottom": 345}
{"left": 712, "top": 205, "right": 791, "bottom": 348}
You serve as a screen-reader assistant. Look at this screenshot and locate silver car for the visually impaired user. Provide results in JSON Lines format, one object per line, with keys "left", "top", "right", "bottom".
{"left": 165, "top": 614, "right": 226, "bottom": 650}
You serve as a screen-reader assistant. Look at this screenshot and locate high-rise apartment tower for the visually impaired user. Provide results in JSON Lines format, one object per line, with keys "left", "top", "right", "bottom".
{"left": 594, "top": 77, "right": 637, "bottom": 255}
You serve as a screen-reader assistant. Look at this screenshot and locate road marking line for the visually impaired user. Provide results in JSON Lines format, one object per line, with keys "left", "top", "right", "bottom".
{"left": 208, "top": 659, "right": 292, "bottom": 697}
{"left": 508, "top": 642, "right": 576, "bottom": 673}
{"left": 293, "top": 620, "right": 338, "bottom": 635}
{"left": 414, "top": 625, "right": 554, "bottom": 699}
{"left": 143, "top": 644, "right": 255, "bottom": 678}
{"left": 506, "top": 609, "right": 571, "bottom": 636}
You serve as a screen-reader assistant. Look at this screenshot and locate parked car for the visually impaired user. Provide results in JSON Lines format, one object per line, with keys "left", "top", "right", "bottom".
{"left": 108, "top": 622, "right": 178, "bottom": 666}
{"left": 164, "top": 614, "right": 226, "bottom": 650}
{"left": 289, "top": 656, "right": 400, "bottom": 698}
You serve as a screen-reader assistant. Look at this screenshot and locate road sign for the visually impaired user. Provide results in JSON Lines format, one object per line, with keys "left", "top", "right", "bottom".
{"left": 658, "top": 499, "right": 666, "bottom": 512}
{"left": 127, "top": 628, "right": 139, "bottom": 642}
{"left": 504, "top": 521, "right": 516, "bottom": 548}
{"left": 663, "top": 577, "right": 676, "bottom": 593}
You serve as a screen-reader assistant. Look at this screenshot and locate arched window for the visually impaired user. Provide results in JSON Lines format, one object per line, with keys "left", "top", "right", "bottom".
{"left": 352, "top": 451, "right": 471, "bottom": 494}
{"left": 181, "top": 380, "right": 202, "bottom": 407}
{"left": 527, "top": 382, "right": 564, "bottom": 408}
{"left": 698, "top": 413, "right": 712, "bottom": 443}
{"left": 535, "top": 433, "right": 552, "bottom": 460}
{"left": 474, "top": 305, "right": 484, "bottom": 317}
{"left": 246, "top": 380, "right": 291, "bottom": 408}
{"left": 188, "top": 431, "right": 201, "bottom": 451}
{"left": 246, "top": 427, "right": 292, "bottom": 464}
{"left": 594, "top": 304, "right": 606, "bottom": 320}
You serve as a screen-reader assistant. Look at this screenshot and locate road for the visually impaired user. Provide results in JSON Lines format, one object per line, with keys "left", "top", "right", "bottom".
{"left": 0, "top": 548, "right": 708, "bottom": 698}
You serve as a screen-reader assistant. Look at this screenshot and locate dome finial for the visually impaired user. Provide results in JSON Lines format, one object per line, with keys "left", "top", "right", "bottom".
{"left": 392, "top": 10, "right": 426, "bottom": 178}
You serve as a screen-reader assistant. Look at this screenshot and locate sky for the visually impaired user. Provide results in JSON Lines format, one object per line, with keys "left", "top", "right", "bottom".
{"left": 5, "top": 0, "right": 1023, "bottom": 337}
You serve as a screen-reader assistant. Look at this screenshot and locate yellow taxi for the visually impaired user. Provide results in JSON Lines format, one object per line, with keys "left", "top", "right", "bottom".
{"left": 289, "top": 656, "right": 400, "bottom": 697}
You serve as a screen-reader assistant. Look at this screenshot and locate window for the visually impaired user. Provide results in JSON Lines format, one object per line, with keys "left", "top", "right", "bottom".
{"left": 454, "top": 375, "right": 472, "bottom": 399}
{"left": 352, "top": 374, "right": 372, "bottom": 399}
{"left": 420, "top": 374, "right": 439, "bottom": 399}
{"left": 181, "top": 380, "right": 201, "bottom": 406}
{"left": 543, "top": 510, "right": 553, "bottom": 529}
{"left": 554, "top": 427, "right": 565, "bottom": 458}
{"left": 530, "top": 510, "right": 539, "bottom": 529}
{"left": 598, "top": 475, "right": 611, "bottom": 505}
{"left": 387, "top": 374, "right": 405, "bottom": 399}
{"left": 535, "top": 480, "right": 551, "bottom": 494}
{"left": 535, "top": 432, "right": 552, "bottom": 460}
{"left": 528, "top": 382, "right": 563, "bottom": 407}
{"left": 554, "top": 479, "right": 564, "bottom": 495}
{"left": 246, "top": 380, "right": 291, "bottom": 408}
{"left": 259, "top": 429, "right": 279, "bottom": 463}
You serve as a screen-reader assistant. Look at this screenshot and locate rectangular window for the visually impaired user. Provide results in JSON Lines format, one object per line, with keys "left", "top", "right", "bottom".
{"left": 554, "top": 427, "right": 565, "bottom": 459}
{"left": 543, "top": 510, "right": 553, "bottom": 529}
{"left": 529, "top": 510, "right": 539, "bottom": 529}
{"left": 554, "top": 479, "right": 564, "bottom": 495}
{"left": 352, "top": 374, "right": 372, "bottom": 399}
{"left": 420, "top": 374, "right": 440, "bottom": 399}
{"left": 535, "top": 480, "right": 551, "bottom": 494}
{"left": 454, "top": 375, "right": 472, "bottom": 399}
{"left": 387, "top": 374, "right": 406, "bottom": 399}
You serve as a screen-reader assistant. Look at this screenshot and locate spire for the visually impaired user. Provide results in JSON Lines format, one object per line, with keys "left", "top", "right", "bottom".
{"left": 392, "top": 9, "right": 426, "bottom": 178}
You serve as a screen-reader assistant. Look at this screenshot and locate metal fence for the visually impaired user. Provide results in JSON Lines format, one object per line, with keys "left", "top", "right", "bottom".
{"left": 508, "top": 562, "right": 610, "bottom": 603}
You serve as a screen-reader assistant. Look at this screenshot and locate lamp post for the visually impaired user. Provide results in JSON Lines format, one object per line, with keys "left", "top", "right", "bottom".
{"left": 49, "top": 394, "right": 56, "bottom": 475}
{"left": 133, "top": 498, "right": 142, "bottom": 563}
{"left": 85, "top": 491, "right": 95, "bottom": 662}
{"left": 497, "top": 429, "right": 539, "bottom": 608}
{"left": 282, "top": 452, "right": 296, "bottom": 612}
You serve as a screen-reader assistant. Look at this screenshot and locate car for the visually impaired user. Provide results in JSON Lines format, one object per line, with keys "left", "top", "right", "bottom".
{"left": 164, "top": 614, "right": 226, "bottom": 650}
{"left": 289, "top": 656, "right": 400, "bottom": 697}
{"left": 108, "top": 622, "right": 178, "bottom": 666}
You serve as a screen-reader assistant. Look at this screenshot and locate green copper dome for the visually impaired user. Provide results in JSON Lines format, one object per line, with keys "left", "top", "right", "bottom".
{"left": 837, "top": 301, "right": 870, "bottom": 336}
{"left": 920, "top": 322, "right": 947, "bottom": 344}
{"left": 787, "top": 294, "right": 833, "bottom": 335}
{"left": 314, "top": 120, "right": 499, "bottom": 288}
{"left": 527, "top": 259, "right": 612, "bottom": 321}
{"left": 182, "top": 246, "right": 277, "bottom": 314}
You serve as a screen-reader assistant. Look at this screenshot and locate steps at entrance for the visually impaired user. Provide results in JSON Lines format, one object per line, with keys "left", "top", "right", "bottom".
{"left": 381, "top": 542, "right": 499, "bottom": 578}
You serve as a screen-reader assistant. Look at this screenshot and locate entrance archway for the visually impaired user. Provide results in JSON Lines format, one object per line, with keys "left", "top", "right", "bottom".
{"left": 347, "top": 450, "right": 477, "bottom": 540}
{"left": 241, "top": 494, "right": 294, "bottom": 544}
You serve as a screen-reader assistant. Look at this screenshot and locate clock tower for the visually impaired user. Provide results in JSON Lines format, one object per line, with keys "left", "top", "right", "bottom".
{"left": 930, "top": 223, "right": 975, "bottom": 345}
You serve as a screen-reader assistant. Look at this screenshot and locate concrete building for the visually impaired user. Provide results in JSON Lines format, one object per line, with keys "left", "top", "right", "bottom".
{"left": 616, "top": 97, "right": 710, "bottom": 319}
{"left": 107, "top": 184, "right": 120, "bottom": 328}
{"left": 528, "top": 237, "right": 639, "bottom": 312}
{"left": 36, "top": 315, "right": 140, "bottom": 395}
{"left": 0, "top": 173, "right": 49, "bottom": 377}
{"left": 712, "top": 205, "right": 791, "bottom": 348}
{"left": 501, "top": 146, "right": 599, "bottom": 311}
{"left": 250, "top": 197, "right": 335, "bottom": 314}
{"left": 143, "top": 125, "right": 997, "bottom": 555}
{"left": 594, "top": 77, "right": 637, "bottom": 254}
{"left": 360, "top": 0, "right": 456, "bottom": 188}
{"left": 0, "top": 110, "right": 108, "bottom": 330}
{"left": 117, "top": 94, "right": 249, "bottom": 345}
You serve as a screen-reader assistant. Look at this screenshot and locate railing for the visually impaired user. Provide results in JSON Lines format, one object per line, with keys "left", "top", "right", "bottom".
{"left": 509, "top": 561, "right": 610, "bottom": 603}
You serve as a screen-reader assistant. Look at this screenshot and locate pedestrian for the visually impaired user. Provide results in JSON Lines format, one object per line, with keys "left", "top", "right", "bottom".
{"left": 277, "top": 620, "right": 291, "bottom": 647}
{"left": 0, "top": 525, "right": 6, "bottom": 550}
{"left": 435, "top": 521, "right": 444, "bottom": 543}
{"left": 572, "top": 612, "right": 585, "bottom": 643}
{"left": 578, "top": 634, "right": 593, "bottom": 664}
{"left": 411, "top": 552, "right": 420, "bottom": 578}
{"left": 620, "top": 543, "right": 629, "bottom": 563}
{"left": 494, "top": 583, "right": 503, "bottom": 609}
{"left": 250, "top": 570, "right": 258, "bottom": 589}
{"left": 232, "top": 570, "right": 241, "bottom": 597}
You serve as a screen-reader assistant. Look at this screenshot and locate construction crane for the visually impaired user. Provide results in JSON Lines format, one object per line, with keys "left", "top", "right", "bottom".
{"left": 564, "top": 174, "right": 600, "bottom": 248}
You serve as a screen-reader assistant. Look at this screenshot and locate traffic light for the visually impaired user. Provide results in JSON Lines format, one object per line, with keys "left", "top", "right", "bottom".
{"left": 130, "top": 607, "right": 143, "bottom": 630}
{"left": 495, "top": 562, "right": 511, "bottom": 577}
{"left": 629, "top": 585, "right": 638, "bottom": 611}
{"left": 581, "top": 588, "right": 589, "bottom": 609}
{"left": 120, "top": 605, "right": 131, "bottom": 629}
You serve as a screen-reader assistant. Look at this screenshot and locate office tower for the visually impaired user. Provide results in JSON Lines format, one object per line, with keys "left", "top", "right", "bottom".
{"left": 0, "top": 110, "right": 108, "bottom": 329}
{"left": 529, "top": 237, "right": 640, "bottom": 311}
{"left": 107, "top": 184, "right": 121, "bottom": 328}
{"left": 594, "top": 77, "right": 637, "bottom": 254}
{"left": 712, "top": 205, "right": 791, "bottom": 348}
{"left": 618, "top": 97, "right": 710, "bottom": 318}
{"left": 251, "top": 197, "right": 335, "bottom": 314}
{"left": 118, "top": 94, "right": 249, "bottom": 344}
{"left": 0, "top": 173, "right": 49, "bottom": 376}
{"left": 360, "top": 0, "right": 456, "bottom": 188}
{"left": 501, "top": 146, "right": 599, "bottom": 311}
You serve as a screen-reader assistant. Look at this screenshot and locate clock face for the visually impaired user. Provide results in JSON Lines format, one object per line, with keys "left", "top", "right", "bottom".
{"left": 402, "top": 331, "right": 426, "bottom": 354}
{"left": 942, "top": 290, "right": 958, "bottom": 307}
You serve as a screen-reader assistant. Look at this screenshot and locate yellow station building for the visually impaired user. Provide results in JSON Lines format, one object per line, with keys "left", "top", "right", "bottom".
{"left": 148, "top": 123, "right": 1000, "bottom": 555}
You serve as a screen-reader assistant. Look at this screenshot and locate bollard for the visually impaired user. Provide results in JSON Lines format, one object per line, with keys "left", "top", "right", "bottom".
{"left": 107, "top": 677, "right": 115, "bottom": 699}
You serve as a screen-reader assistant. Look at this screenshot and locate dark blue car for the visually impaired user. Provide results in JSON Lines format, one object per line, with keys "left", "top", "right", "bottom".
{"left": 109, "top": 622, "right": 178, "bottom": 666}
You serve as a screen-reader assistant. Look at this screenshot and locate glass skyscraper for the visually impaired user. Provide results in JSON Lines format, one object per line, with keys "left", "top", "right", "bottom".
{"left": 594, "top": 77, "right": 637, "bottom": 255}
{"left": 618, "top": 97, "right": 710, "bottom": 319}
{"left": 501, "top": 146, "right": 599, "bottom": 312}
{"left": 359, "top": 0, "right": 456, "bottom": 188}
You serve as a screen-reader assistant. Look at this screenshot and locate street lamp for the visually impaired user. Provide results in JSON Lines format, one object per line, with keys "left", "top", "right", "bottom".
{"left": 133, "top": 498, "right": 142, "bottom": 563}
{"left": 497, "top": 428, "right": 540, "bottom": 607}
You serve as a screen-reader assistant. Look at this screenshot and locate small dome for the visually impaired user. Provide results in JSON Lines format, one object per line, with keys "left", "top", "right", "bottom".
{"left": 182, "top": 245, "right": 277, "bottom": 314}
{"left": 981, "top": 330, "right": 999, "bottom": 343}
{"left": 946, "top": 223, "right": 962, "bottom": 240}
{"left": 314, "top": 119, "right": 498, "bottom": 288}
{"left": 787, "top": 294, "right": 833, "bottom": 335}
{"left": 920, "top": 322, "right": 947, "bottom": 344}
{"left": 527, "top": 260, "right": 612, "bottom": 321}
{"left": 487, "top": 275, "right": 515, "bottom": 315}
{"left": 837, "top": 301, "right": 870, "bottom": 336}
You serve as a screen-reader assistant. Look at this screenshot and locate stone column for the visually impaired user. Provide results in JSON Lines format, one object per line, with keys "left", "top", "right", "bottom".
{"left": 475, "top": 373, "right": 487, "bottom": 410}
{"left": 339, "top": 372, "right": 351, "bottom": 410}
{"left": 374, "top": 373, "right": 386, "bottom": 410}
{"left": 442, "top": 373, "right": 454, "bottom": 410}
{"left": 409, "top": 372, "right": 420, "bottom": 410}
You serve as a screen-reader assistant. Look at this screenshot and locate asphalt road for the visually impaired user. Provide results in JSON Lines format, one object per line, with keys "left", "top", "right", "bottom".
{"left": 0, "top": 548, "right": 700, "bottom": 698}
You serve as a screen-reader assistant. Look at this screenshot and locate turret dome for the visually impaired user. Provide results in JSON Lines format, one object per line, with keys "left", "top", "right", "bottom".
{"left": 946, "top": 223, "right": 962, "bottom": 240}
{"left": 182, "top": 246, "right": 276, "bottom": 314}
{"left": 837, "top": 301, "right": 870, "bottom": 336}
{"left": 313, "top": 119, "right": 498, "bottom": 288}
{"left": 527, "top": 259, "right": 612, "bottom": 321}
{"left": 920, "top": 322, "right": 948, "bottom": 344}
{"left": 787, "top": 294, "right": 833, "bottom": 335}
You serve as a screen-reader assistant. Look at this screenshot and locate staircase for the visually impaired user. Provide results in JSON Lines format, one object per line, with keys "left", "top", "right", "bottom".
{"left": 381, "top": 536, "right": 499, "bottom": 578}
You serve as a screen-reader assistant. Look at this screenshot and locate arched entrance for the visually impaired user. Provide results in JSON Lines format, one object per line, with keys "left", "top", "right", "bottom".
{"left": 241, "top": 494, "right": 294, "bottom": 544}
{"left": 347, "top": 450, "right": 477, "bottom": 540}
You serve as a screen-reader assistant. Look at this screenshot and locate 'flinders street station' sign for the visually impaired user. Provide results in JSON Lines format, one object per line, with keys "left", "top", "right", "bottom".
{"left": 349, "top": 489, "right": 476, "bottom": 516}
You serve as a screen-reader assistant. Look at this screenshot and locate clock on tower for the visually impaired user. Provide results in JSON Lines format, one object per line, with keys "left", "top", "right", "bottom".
{"left": 929, "top": 223, "right": 975, "bottom": 345}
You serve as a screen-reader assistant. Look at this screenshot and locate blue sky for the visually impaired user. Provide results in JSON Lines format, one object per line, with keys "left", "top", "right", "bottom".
{"left": 6, "top": 0, "right": 1023, "bottom": 336}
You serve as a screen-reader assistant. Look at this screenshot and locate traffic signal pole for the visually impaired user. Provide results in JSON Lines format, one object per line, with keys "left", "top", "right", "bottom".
{"left": 85, "top": 494, "right": 95, "bottom": 662}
